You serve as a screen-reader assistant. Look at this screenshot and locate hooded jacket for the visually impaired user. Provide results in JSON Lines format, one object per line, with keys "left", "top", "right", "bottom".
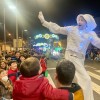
{"left": 76, "top": 14, "right": 97, "bottom": 31}
{"left": 13, "top": 75, "right": 73, "bottom": 100}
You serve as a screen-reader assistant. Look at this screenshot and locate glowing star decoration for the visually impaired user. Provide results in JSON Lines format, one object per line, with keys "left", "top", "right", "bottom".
{"left": 44, "top": 34, "right": 50, "bottom": 39}
{"left": 39, "top": 34, "right": 42, "bottom": 38}
{"left": 35, "top": 35, "right": 40, "bottom": 39}
{"left": 52, "top": 34, "right": 55, "bottom": 37}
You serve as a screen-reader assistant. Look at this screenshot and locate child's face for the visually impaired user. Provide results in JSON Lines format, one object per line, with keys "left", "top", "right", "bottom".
{"left": 10, "top": 62, "right": 17, "bottom": 70}
{"left": 77, "top": 16, "right": 87, "bottom": 30}
{"left": 1, "top": 62, "right": 6, "bottom": 69}
{"left": 7, "top": 57, "right": 11, "bottom": 61}
{"left": 16, "top": 53, "right": 20, "bottom": 58}
{"left": 20, "top": 56, "right": 25, "bottom": 62}
{"left": 0, "top": 70, "right": 7, "bottom": 78}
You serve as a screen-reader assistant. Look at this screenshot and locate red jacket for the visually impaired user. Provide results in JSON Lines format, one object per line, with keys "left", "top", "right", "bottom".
{"left": 13, "top": 75, "right": 73, "bottom": 100}
{"left": 8, "top": 69, "right": 18, "bottom": 84}
{"left": 40, "top": 58, "right": 47, "bottom": 72}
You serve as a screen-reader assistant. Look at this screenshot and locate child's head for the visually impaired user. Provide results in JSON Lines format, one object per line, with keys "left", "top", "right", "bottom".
{"left": 20, "top": 54, "right": 27, "bottom": 62}
{"left": 55, "top": 59, "right": 75, "bottom": 86}
{"left": 20, "top": 57, "right": 41, "bottom": 78}
{"left": 5, "top": 54, "right": 11, "bottom": 61}
{"left": 0, "top": 69, "right": 8, "bottom": 81}
{"left": 0, "top": 60, "right": 7, "bottom": 70}
{"left": 15, "top": 52, "right": 20, "bottom": 58}
{"left": 8, "top": 60, "right": 17, "bottom": 70}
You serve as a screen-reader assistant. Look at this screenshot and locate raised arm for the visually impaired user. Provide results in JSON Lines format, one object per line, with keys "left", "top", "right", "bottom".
{"left": 38, "top": 11, "right": 69, "bottom": 35}
{"left": 90, "top": 32, "right": 100, "bottom": 49}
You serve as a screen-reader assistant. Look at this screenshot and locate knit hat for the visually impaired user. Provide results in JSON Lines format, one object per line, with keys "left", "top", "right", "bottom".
{"left": 77, "top": 14, "right": 97, "bottom": 31}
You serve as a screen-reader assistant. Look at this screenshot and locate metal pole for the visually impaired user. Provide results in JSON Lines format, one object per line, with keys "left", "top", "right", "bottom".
{"left": 4, "top": 8, "right": 6, "bottom": 52}
{"left": 16, "top": 0, "right": 18, "bottom": 51}
{"left": 22, "top": 30, "right": 23, "bottom": 51}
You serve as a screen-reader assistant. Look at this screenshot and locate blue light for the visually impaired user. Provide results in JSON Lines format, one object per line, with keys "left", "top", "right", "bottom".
{"left": 89, "top": 36, "right": 93, "bottom": 41}
{"left": 80, "top": 42, "right": 84, "bottom": 48}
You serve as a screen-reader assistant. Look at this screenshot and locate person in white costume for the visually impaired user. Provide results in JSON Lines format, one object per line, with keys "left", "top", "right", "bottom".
{"left": 38, "top": 11, "right": 100, "bottom": 100}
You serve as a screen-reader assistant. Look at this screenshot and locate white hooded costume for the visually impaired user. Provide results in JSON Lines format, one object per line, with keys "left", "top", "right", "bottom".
{"left": 39, "top": 13, "right": 100, "bottom": 100}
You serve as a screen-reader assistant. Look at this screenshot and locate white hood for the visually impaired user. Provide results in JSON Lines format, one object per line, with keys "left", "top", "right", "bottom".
{"left": 77, "top": 14, "right": 97, "bottom": 31}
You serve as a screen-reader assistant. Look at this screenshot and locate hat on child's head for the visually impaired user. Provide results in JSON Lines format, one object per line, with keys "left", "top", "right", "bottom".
{"left": 77, "top": 14, "right": 97, "bottom": 31}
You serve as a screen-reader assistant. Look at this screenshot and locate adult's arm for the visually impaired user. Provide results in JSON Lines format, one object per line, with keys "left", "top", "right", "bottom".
{"left": 90, "top": 31, "right": 100, "bottom": 49}
{"left": 38, "top": 11, "right": 71, "bottom": 35}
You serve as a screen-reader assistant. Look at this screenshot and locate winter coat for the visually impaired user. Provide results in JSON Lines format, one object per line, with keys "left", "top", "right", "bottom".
{"left": 13, "top": 75, "right": 73, "bottom": 100}
{"left": 59, "top": 83, "right": 84, "bottom": 100}
{"left": 8, "top": 69, "right": 18, "bottom": 84}
{"left": 0, "top": 79, "right": 13, "bottom": 99}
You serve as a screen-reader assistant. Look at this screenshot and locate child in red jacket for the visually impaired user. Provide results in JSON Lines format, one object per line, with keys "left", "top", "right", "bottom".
{"left": 13, "top": 57, "right": 73, "bottom": 100}
{"left": 8, "top": 60, "right": 19, "bottom": 84}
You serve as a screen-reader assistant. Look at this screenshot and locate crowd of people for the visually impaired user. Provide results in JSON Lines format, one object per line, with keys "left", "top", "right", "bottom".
{"left": 0, "top": 49, "right": 84, "bottom": 100}
{"left": 0, "top": 50, "right": 47, "bottom": 99}
{"left": 86, "top": 49, "right": 100, "bottom": 61}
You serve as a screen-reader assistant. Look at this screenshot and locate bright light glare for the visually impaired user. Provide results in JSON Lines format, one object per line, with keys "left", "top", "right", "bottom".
{"left": 24, "top": 30, "right": 28, "bottom": 32}
{"left": 9, "top": 5, "right": 16, "bottom": 10}
{"left": 8, "top": 33, "right": 11, "bottom": 36}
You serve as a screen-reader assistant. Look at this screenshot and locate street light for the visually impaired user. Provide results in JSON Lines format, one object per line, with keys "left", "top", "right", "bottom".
{"left": 3, "top": 8, "right": 6, "bottom": 52}
{"left": 8, "top": 33, "right": 11, "bottom": 36}
{"left": 16, "top": 1, "right": 18, "bottom": 51}
{"left": 8, "top": 0, "right": 18, "bottom": 51}
{"left": 22, "top": 29, "right": 28, "bottom": 50}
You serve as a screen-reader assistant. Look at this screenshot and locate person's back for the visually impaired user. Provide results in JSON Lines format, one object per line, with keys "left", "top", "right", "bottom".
{"left": 13, "top": 74, "right": 54, "bottom": 100}
{"left": 13, "top": 57, "right": 73, "bottom": 100}
{"left": 59, "top": 83, "right": 83, "bottom": 100}
{"left": 55, "top": 59, "right": 84, "bottom": 100}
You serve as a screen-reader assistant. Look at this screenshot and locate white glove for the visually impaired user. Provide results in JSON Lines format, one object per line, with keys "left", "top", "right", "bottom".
{"left": 38, "top": 11, "right": 45, "bottom": 24}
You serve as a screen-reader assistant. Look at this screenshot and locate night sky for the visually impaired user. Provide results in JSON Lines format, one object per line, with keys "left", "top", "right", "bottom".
{"left": 0, "top": 0, "right": 100, "bottom": 41}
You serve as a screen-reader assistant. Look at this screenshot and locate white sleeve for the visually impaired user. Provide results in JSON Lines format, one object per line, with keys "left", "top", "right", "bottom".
{"left": 90, "top": 32, "right": 100, "bottom": 49}
{"left": 42, "top": 21, "right": 72, "bottom": 35}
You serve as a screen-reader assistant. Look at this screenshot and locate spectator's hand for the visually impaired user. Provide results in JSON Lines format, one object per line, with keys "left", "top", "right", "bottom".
{"left": 38, "top": 11, "right": 45, "bottom": 24}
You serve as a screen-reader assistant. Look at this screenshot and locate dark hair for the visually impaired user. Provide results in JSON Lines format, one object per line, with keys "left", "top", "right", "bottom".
{"left": 56, "top": 59, "right": 75, "bottom": 85}
{"left": 5, "top": 55, "right": 11, "bottom": 60}
{"left": 20, "top": 57, "right": 40, "bottom": 77}
{"left": 8, "top": 60, "right": 17, "bottom": 66}
{"left": 20, "top": 54, "right": 28, "bottom": 59}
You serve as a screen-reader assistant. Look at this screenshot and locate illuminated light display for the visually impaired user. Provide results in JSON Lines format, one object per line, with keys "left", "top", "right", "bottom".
{"left": 44, "top": 34, "right": 50, "bottom": 39}
{"left": 33, "top": 43, "right": 48, "bottom": 47}
{"left": 34, "top": 33, "right": 59, "bottom": 39}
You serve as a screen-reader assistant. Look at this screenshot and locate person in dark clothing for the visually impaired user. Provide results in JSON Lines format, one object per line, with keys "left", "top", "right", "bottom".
{"left": 55, "top": 59, "right": 84, "bottom": 100}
